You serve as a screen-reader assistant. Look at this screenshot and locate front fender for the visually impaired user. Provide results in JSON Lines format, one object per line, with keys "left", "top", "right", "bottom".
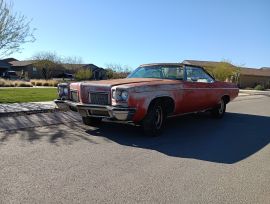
{"left": 128, "top": 91, "right": 175, "bottom": 122}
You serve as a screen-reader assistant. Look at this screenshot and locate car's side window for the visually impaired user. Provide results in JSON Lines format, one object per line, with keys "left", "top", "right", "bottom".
{"left": 185, "top": 66, "right": 214, "bottom": 83}
{"left": 163, "top": 67, "right": 184, "bottom": 80}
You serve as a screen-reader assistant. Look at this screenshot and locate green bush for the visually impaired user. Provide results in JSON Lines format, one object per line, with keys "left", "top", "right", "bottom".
{"left": 204, "top": 61, "right": 239, "bottom": 82}
{"left": 254, "top": 84, "right": 265, "bottom": 91}
{"left": 75, "top": 69, "right": 92, "bottom": 81}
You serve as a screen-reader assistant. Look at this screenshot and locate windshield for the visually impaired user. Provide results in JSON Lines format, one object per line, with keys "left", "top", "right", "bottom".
{"left": 128, "top": 65, "right": 184, "bottom": 80}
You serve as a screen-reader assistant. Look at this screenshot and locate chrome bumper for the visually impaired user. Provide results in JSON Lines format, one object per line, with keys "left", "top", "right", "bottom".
{"left": 54, "top": 100, "right": 136, "bottom": 121}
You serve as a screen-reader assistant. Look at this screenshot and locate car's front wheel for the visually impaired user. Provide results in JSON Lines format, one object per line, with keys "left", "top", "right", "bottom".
{"left": 142, "top": 101, "right": 166, "bottom": 136}
{"left": 211, "top": 98, "right": 226, "bottom": 119}
{"left": 82, "top": 116, "right": 102, "bottom": 126}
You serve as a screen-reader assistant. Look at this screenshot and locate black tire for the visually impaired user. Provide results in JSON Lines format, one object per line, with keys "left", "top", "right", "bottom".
{"left": 82, "top": 116, "right": 102, "bottom": 126}
{"left": 142, "top": 101, "right": 166, "bottom": 136}
{"left": 211, "top": 98, "right": 226, "bottom": 119}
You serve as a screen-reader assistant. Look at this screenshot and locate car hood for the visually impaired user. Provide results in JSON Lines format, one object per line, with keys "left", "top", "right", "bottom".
{"left": 69, "top": 78, "right": 182, "bottom": 94}
{"left": 80, "top": 78, "right": 168, "bottom": 87}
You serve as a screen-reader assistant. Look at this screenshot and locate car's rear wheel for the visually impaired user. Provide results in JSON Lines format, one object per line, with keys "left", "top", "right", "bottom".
{"left": 82, "top": 116, "right": 102, "bottom": 126}
{"left": 211, "top": 98, "right": 226, "bottom": 119}
{"left": 142, "top": 101, "right": 166, "bottom": 136}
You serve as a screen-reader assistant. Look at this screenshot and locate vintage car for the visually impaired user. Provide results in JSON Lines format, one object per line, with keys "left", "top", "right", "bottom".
{"left": 55, "top": 63, "right": 239, "bottom": 136}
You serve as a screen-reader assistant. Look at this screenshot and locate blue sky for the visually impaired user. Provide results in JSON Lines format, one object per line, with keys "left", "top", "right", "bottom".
{"left": 10, "top": 0, "right": 270, "bottom": 69}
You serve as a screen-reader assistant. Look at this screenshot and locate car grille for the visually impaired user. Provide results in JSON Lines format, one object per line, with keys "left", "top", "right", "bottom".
{"left": 89, "top": 92, "right": 109, "bottom": 105}
{"left": 70, "top": 90, "right": 79, "bottom": 102}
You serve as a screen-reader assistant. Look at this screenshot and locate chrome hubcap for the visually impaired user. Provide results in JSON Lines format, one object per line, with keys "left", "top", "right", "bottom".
{"left": 154, "top": 106, "right": 163, "bottom": 129}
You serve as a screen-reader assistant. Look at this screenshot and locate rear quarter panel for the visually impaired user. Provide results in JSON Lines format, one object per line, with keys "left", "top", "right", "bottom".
{"left": 211, "top": 81, "right": 239, "bottom": 106}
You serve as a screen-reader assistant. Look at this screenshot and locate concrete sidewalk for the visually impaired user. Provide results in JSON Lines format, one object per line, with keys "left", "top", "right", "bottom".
{"left": 239, "top": 89, "right": 270, "bottom": 96}
{"left": 0, "top": 111, "right": 81, "bottom": 132}
{"left": 0, "top": 101, "right": 58, "bottom": 117}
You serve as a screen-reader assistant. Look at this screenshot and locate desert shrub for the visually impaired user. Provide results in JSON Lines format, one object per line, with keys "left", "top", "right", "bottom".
{"left": 254, "top": 84, "right": 265, "bottom": 91}
{"left": 35, "top": 81, "right": 42, "bottom": 86}
{"left": 47, "top": 80, "right": 58, "bottom": 87}
{"left": 0, "top": 79, "right": 4, "bottom": 86}
{"left": 42, "top": 82, "right": 49, "bottom": 86}
{"left": 1, "top": 80, "right": 12, "bottom": 87}
{"left": 17, "top": 82, "right": 32, "bottom": 87}
{"left": 30, "top": 79, "right": 58, "bottom": 87}
{"left": 75, "top": 69, "right": 92, "bottom": 81}
{"left": 14, "top": 81, "right": 32, "bottom": 87}
{"left": 0, "top": 79, "right": 32, "bottom": 87}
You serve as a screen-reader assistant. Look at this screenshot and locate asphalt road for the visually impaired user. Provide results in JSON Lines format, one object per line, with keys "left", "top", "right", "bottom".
{"left": 0, "top": 95, "right": 269, "bottom": 203}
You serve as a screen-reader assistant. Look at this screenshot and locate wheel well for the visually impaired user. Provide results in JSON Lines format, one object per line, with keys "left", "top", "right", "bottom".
{"left": 148, "top": 97, "right": 175, "bottom": 115}
{"left": 222, "top": 95, "right": 230, "bottom": 104}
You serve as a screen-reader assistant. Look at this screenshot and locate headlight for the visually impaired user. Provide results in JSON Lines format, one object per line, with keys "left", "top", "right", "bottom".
{"left": 121, "top": 91, "right": 128, "bottom": 101}
{"left": 112, "top": 90, "right": 116, "bottom": 99}
{"left": 58, "top": 83, "right": 69, "bottom": 99}
{"left": 63, "top": 87, "right": 69, "bottom": 95}
{"left": 58, "top": 87, "right": 63, "bottom": 95}
{"left": 112, "top": 89, "right": 129, "bottom": 101}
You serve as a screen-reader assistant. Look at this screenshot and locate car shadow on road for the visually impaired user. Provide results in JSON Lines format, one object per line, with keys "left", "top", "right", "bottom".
{"left": 86, "top": 112, "right": 270, "bottom": 164}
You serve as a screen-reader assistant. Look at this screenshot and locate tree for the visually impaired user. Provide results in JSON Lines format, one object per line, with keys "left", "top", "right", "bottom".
{"left": 75, "top": 68, "right": 92, "bottom": 81}
{"left": 204, "top": 60, "right": 240, "bottom": 82}
{"left": 105, "top": 63, "right": 132, "bottom": 79}
{"left": 0, "top": 0, "right": 35, "bottom": 57}
{"left": 32, "top": 51, "right": 64, "bottom": 79}
{"left": 62, "top": 56, "right": 84, "bottom": 71}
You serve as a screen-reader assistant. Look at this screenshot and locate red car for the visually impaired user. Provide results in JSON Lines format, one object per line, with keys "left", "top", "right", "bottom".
{"left": 55, "top": 63, "right": 239, "bottom": 136}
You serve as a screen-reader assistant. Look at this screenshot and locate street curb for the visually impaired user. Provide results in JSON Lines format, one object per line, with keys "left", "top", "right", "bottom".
{"left": 239, "top": 90, "right": 270, "bottom": 96}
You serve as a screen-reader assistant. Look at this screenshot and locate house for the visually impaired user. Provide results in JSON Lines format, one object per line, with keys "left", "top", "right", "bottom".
{"left": 0, "top": 60, "right": 11, "bottom": 76}
{"left": 238, "top": 67, "right": 270, "bottom": 88}
{"left": 8, "top": 60, "right": 37, "bottom": 79}
{"left": 183, "top": 60, "right": 270, "bottom": 88}
{"left": 0, "top": 58, "right": 107, "bottom": 80}
{"left": 62, "top": 63, "right": 107, "bottom": 80}
{"left": 83, "top": 64, "right": 107, "bottom": 80}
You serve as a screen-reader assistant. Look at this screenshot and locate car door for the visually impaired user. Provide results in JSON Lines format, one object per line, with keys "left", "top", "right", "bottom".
{"left": 180, "top": 66, "right": 215, "bottom": 113}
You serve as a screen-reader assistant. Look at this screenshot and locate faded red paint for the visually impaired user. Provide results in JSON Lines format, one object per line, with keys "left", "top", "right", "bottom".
{"left": 67, "top": 77, "right": 239, "bottom": 123}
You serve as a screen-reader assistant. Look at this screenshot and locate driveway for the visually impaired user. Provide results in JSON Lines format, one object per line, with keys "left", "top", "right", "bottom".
{"left": 0, "top": 95, "right": 269, "bottom": 203}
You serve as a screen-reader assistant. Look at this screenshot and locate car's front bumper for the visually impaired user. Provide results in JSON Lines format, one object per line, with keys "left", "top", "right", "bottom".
{"left": 54, "top": 100, "right": 136, "bottom": 121}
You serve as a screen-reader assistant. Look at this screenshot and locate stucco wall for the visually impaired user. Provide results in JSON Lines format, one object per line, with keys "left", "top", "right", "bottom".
{"left": 239, "top": 75, "right": 270, "bottom": 88}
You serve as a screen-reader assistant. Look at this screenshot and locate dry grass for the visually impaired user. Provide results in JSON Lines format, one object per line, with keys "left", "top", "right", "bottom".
{"left": 30, "top": 79, "right": 59, "bottom": 87}
{"left": 0, "top": 79, "right": 33, "bottom": 87}
{"left": 0, "top": 79, "right": 59, "bottom": 87}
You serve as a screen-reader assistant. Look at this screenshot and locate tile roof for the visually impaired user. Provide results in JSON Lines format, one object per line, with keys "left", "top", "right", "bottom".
{"left": 182, "top": 60, "right": 224, "bottom": 67}
{"left": 9, "top": 60, "right": 36, "bottom": 67}
{"left": 240, "top": 67, "right": 270, "bottom": 77}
